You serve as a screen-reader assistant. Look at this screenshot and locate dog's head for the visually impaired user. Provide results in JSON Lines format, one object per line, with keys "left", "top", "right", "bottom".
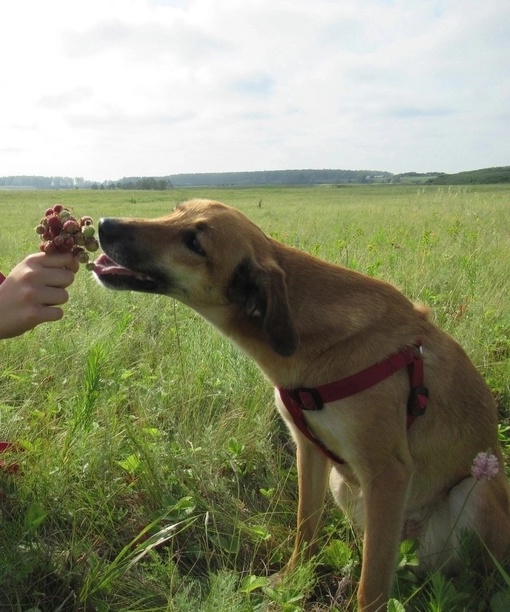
{"left": 94, "top": 199, "right": 298, "bottom": 356}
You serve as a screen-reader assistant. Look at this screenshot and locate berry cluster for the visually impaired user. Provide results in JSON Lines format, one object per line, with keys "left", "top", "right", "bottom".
{"left": 36, "top": 204, "right": 99, "bottom": 270}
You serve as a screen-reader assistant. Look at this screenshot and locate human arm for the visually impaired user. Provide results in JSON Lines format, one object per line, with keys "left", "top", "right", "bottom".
{"left": 0, "top": 252, "right": 80, "bottom": 339}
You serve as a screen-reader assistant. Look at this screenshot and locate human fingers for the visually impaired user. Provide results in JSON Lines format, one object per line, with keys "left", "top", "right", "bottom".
{"left": 27, "top": 253, "right": 78, "bottom": 286}
{"left": 35, "top": 304, "right": 65, "bottom": 324}
{"left": 40, "top": 266, "right": 77, "bottom": 289}
{"left": 37, "top": 285, "right": 70, "bottom": 306}
{"left": 39, "top": 252, "right": 80, "bottom": 273}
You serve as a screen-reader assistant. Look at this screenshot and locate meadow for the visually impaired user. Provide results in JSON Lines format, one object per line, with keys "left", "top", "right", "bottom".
{"left": 0, "top": 185, "right": 509, "bottom": 611}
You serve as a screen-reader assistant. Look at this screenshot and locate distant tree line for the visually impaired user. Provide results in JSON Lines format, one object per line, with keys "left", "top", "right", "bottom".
{"left": 1, "top": 167, "right": 509, "bottom": 189}
{"left": 166, "top": 169, "right": 393, "bottom": 187}
{"left": 78, "top": 177, "right": 173, "bottom": 190}
{"left": 427, "top": 166, "right": 510, "bottom": 185}
{"left": 0, "top": 175, "right": 173, "bottom": 190}
{"left": 0, "top": 175, "right": 86, "bottom": 189}
{"left": 112, "top": 177, "right": 173, "bottom": 190}
{"left": 0, "top": 170, "right": 393, "bottom": 189}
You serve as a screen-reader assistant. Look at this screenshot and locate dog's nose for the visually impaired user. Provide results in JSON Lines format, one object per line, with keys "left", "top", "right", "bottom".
{"left": 98, "top": 217, "right": 123, "bottom": 242}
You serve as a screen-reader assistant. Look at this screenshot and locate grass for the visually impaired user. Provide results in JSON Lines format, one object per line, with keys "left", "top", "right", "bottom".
{"left": 0, "top": 184, "right": 509, "bottom": 610}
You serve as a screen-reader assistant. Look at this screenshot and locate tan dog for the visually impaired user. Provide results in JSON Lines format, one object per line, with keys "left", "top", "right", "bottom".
{"left": 94, "top": 199, "right": 510, "bottom": 611}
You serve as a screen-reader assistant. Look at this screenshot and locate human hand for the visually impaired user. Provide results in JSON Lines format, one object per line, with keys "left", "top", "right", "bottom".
{"left": 0, "top": 252, "right": 80, "bottom": 339}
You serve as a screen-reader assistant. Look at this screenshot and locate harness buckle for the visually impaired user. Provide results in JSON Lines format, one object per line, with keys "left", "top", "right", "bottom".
{"left": 407, "top": 385, "right": 429, "bottom": 416}
{"left": 290, "top": 387, "right": 324, "bottom": 411}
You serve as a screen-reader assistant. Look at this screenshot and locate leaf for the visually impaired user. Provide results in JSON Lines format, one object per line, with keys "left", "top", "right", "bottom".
{"left": 24, "top": 501, "right": 48, "bottom": 533}
{"left": 227, "top": 437, "right": 245, "bottom": 457}
{"left": 127, "top": 520, "right": 195, "bottom": 570}
{"left": 163, "top": 495, "right": 196, "bottom": 521}
{"left": 208, "top": 531, "right": 241, "bottom": 554}
{"left": 240, "top": 575, "right": 269, "bottom": 593}
{"left": 321, "top": 539, "right": 352, "bottom": 570}
{"left": 387, "top": 599, "right": 406, "bottom": 612}
{"left": 259, "top": 487, "right": 275, "bottom": 498}
{"left": 142, "top": 427, "right": 161, "bottom": 438}
{"left": 397, "top": 538, "right": 419, "bottom": 568}
{"left": 116, "top": 454, "right": 140, "bottom": 474}
{"left": 249, "top": 524, "right": 271, "bottom": 541}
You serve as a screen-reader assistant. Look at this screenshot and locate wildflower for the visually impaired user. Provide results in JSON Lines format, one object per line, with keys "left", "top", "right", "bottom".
{"left": 471, "top": 451, "right": 499, "bottom": 481}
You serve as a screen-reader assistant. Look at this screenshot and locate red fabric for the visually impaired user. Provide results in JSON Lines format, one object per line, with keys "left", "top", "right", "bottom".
{"left": 278, "top": 342, "right": 428, "bottom": 464}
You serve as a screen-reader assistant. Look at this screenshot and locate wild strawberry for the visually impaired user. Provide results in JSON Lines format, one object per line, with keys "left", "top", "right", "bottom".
{"left": 63, "top": 220, "right": 80, "bottom": 234}
{"left": 61, "top": 234, "right": 75, "bottom": 251}
{"left": 47, "top": 215, "right": 62, "bottom": 231}
{"left": 53, "top": 235, "right": 65, "bottom": 248}
{"left": 84, "top": 237, "right": 99, "bottom": 252}
{"left": 37, "top": 205, "right": 99, "bottom": 268}
{"left": 43, "top": 241, "right": 58, "bottom": 254}
{"left": 82, "top": 225, "right": 95, "bottom": 238}
{"left": 75, "top": 251, "right": 90, "bottom": 264}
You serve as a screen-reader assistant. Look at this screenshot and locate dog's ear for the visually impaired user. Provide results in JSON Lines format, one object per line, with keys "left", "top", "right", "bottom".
{"left": 228, "top": 259, "right": 299, "bottom": 356}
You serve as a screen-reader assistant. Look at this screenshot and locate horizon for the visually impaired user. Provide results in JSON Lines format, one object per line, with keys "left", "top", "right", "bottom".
{"left": 1, "top": 165, "right": 508, "bottom": 186}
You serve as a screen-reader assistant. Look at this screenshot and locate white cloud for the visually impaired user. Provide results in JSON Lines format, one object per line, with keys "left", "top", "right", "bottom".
{"left": 0, "top": 0, "right": 508, "bottom": 180}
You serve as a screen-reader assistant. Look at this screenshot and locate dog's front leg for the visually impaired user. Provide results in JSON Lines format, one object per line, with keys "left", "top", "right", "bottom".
{"left": 286, "top": 436, "right": 330, "bottom": 572}
{"left": 357, "top": 456, "right": 411, "bottom": 612}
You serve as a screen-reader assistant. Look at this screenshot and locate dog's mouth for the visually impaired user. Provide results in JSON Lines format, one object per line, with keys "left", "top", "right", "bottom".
{"left": 94, "top": 253, "right": 147, "bottom": 278}
{"left": 93, "top": 253, "right": 163, "bottom": 293}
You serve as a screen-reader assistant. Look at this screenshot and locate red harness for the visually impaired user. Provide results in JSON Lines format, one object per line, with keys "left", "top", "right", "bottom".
{"left": 277, "top": 342, "right": 428, "bottom": 464}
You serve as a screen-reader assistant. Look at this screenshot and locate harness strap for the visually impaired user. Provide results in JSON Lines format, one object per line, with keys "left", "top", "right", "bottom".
{"left": 278, "top": 342, "right": 428, "bottom": 464}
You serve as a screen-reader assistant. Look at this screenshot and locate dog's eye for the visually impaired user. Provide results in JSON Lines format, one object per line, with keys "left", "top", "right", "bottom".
{"left": 184, "top": 231, "right": 206, "bottom": 257}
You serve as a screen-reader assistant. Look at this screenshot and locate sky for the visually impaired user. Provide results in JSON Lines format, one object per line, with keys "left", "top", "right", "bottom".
{"left": 0, "top": 0, "right": 509, "bottom": 182}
